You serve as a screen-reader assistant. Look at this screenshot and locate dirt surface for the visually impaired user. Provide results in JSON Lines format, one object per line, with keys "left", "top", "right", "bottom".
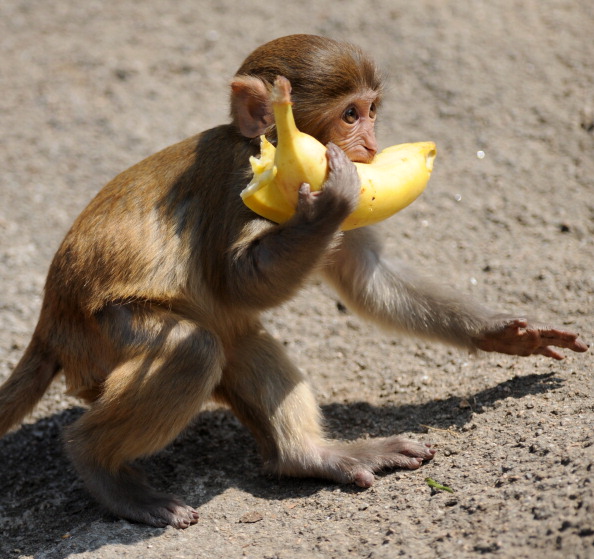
{"left": 1, "top": 1, "right": 592, "bottom": 558}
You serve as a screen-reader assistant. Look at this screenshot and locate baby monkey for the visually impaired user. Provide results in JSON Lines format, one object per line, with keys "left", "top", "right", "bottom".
{"left": 0, "top": 34, "right": 588, "bottom": 528}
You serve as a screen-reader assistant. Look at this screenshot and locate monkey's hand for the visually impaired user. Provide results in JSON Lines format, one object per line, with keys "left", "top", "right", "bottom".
{"left": 473, "top": 318, "right": 589, "bottom": 360}
{"left": 295, "top": 143, "right": 360, "bottom": 224}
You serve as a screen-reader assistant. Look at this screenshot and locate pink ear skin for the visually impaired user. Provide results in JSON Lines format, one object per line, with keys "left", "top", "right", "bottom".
{"left": 231, "top": 76, "right": 274, "bottom": 138}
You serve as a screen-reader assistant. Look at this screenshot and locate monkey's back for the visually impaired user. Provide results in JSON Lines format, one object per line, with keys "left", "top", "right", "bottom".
{"left": 45, "top": 126, "right": 256, "bottom": 314}
{"left": 33, "top": 126, "right": 261, "bottom": 394}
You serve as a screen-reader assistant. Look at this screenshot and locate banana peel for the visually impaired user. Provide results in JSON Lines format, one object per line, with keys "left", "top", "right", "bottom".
{"left": 240, "top": 76, "right": 436, "bottom": 231}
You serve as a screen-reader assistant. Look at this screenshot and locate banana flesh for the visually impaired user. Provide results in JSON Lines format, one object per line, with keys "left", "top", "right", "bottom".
{"left": 240, "top": 76, "right": 436, "bottom": 231}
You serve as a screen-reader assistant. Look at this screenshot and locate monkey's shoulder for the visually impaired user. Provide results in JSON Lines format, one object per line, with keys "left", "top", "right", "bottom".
{"left": 87, "top": 125, "right": 252, "bottom": 210}
{"left": 46, "top": 126, "right": 264, "bottom": 308}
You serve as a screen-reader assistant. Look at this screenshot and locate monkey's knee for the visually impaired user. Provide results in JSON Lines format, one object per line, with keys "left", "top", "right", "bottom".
{"left": 66, "top": 326, "right": 224, "bottom": 469}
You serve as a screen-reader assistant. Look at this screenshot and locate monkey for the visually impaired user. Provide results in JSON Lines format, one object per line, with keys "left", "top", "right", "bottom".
{"left": 0, "top": 34, "right": 588, "bottom": 529}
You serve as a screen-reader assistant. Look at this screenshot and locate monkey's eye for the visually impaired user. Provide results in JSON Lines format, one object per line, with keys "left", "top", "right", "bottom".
{"left": 342, "top": 106, "right": 358, "bottom": 124}
{"left": 369, "top": 102, "right": 377, "bottom": 119}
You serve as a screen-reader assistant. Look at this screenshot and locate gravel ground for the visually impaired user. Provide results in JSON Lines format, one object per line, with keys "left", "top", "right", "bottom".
{"left": 0, "top": 1, "right": 592, "bottom": 558}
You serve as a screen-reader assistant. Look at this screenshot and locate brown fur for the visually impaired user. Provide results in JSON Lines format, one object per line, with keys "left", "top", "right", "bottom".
{"left": 232, "top": 34, "right": 383, "bottom": 145}
{"left": 0, "top": 34, "right": 587, "bottom": 528}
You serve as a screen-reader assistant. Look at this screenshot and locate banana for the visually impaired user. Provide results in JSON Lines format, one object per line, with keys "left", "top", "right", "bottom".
{"left": 240, "top": 76, "right": 436, "bottom": 231}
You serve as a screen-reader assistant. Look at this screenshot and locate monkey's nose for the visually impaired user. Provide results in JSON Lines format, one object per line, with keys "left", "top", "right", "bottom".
{"left": 363, "top": 135, "right": 378, "bottom": 161}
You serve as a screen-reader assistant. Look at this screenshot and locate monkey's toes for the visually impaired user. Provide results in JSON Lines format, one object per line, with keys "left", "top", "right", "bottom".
{"left": 164, "top": 503, "right": 199, "bottom": 529}
{"left": 354, "top": 469, "right": 375, "bottom": 488}
{"left": 139, "top": 498, "right": 199, "bottom": 528}
{"left": 383, "top": 436, "right": 436, "bottom": 469}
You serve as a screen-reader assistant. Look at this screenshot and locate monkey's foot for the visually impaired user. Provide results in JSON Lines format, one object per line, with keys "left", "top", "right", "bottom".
{"left": 81, "top": 465, "right": 199, "bottom": 528}
{"left": 120, "top": 492, "right": 200, "bottom": 529}
{"left": 276, "top": 435, "right": 435, "bottom": 488}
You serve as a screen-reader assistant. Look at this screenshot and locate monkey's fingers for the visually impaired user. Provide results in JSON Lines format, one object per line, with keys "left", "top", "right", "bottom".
{"left": 298, "top": 182, "right": 312, "bottom": 196}
{"left": 533, "top": 327, "right": 590, "bottom": 353}
{"left": 477, "top": 318, "right": 589, "bottom": 359}
{"left": 325, "top": 142, "right": 359, "bottom": 180}
{"left": 295, "top": 182, "right": 316, "bottom": 221}
{"left": 534, "top": 346, "right": 566, "bottom": 360}
{"left": 323, "top": 143, "right": 360, "bottom": 212}
{"left": 326, "top": 142, "right": 347, "bottom": 167}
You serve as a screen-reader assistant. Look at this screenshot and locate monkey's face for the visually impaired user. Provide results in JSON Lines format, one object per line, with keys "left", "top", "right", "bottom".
{"left": 327, "top": 91, "right": 379, "bottom": 164}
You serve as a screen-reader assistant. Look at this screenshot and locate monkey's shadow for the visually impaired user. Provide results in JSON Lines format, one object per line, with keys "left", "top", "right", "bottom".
{"left": 0, "top": 372, "right": 562, "bottom": 557}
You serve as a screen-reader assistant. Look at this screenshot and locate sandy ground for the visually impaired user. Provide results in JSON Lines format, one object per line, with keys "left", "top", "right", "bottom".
{"left": 0, "top": 1, "right": 592, "bottom": 558}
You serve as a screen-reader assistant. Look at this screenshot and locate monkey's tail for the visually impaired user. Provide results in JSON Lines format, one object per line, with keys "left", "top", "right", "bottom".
{"left": 0, "top": 335, "right": 59, "bottom": 437}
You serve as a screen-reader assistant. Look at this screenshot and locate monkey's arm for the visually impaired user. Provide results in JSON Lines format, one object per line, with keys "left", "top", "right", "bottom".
{"left": 322, "top": 228, "right": 589, "bottom": 359}
{"left": 224, "top": 144, "right": 360, "bottom": 308}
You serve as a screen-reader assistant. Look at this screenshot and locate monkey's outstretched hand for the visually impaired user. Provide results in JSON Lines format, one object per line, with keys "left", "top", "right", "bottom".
{"left": 473, "top": 318, "right": 589, "bottom": 360}
{"left": 295, "top": 142, "right": 360, "bottom": 223}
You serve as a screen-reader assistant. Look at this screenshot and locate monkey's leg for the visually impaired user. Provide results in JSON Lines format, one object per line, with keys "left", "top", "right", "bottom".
{"left": 216, "top": 327, "right": 434, "bottom": 488}
{"left": 65, "top": 313, "right": 224, "bottom": 528}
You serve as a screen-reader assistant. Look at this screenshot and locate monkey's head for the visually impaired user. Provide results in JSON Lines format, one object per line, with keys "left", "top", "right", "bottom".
{"left": 230, "top": 34, "right": 383, "bottom": 163}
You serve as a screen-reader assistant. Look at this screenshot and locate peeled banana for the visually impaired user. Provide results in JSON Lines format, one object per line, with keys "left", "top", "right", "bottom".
{"left": 240, "top": 76, "right": 436, "bottom": 231}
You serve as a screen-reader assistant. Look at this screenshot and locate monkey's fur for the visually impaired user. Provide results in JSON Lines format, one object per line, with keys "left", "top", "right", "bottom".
{"left": 0, "top": 35, "right": 587, "bottom": 528}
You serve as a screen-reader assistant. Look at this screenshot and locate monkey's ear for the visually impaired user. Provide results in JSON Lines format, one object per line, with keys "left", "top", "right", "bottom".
{"left": 230, "top": 76, "right": 274, "bottom": 138}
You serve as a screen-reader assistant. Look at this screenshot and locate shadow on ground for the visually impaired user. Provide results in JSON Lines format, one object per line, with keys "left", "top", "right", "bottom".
{"left": 0, "top": 372, "right": 564, "bottom": 557}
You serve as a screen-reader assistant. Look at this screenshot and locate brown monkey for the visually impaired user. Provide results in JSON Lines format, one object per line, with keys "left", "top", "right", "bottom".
{"left": 0, "top": 34, "right": 588, "bottom": 529}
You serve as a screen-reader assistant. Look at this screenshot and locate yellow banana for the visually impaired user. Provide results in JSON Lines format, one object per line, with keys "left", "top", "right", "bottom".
{"left": 240, "top": 76, "right": 436, "bottom": 231}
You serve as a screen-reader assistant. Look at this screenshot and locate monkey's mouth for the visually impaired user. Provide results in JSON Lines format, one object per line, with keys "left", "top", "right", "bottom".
{"left": 347, "top": 145, "right": 377, "bottom": 164}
